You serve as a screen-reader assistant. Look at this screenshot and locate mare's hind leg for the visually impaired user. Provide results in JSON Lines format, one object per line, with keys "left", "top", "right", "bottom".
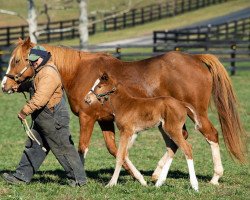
{"left": 152, "top": 124, "right": 188, "bottom": 181}
{"left": 98, "top": 121, "right": 135, "bottom": 178}
{"left": 197, "top": 115, "right": 223, "bottom": 185}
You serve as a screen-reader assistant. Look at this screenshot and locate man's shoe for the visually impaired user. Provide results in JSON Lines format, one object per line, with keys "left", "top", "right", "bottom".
{"left": 2, "top": 173, "right": 27, "bottom": 185}
{"left": 68, "top": 179, "right": 87, "bottom": 187}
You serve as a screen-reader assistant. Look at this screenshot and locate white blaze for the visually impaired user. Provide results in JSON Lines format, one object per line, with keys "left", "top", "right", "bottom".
{"left": 1, "top": 56, "right": 13, "bottom": 90}
{"left": 87, "top": 78, "right": 100, "bottom": 95}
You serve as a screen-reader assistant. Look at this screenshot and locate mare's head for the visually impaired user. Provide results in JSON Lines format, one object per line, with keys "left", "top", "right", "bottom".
{"left": 1, "top": 37, "right": 35, "bottom": 93}
{"left": 85, "top": 72, "right": 117, "bottom": 105}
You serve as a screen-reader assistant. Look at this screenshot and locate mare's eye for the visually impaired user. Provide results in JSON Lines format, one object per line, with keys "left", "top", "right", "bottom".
{"left": 15, "top": 59, "right": 20, "bottom": 64}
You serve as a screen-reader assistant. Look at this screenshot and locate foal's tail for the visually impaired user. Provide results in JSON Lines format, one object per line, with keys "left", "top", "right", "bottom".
{"left": 185, "top": 104, "right": 202, "bottom": 131}
{"left": 195, "top": 54, "right": 247, "bottom": 163}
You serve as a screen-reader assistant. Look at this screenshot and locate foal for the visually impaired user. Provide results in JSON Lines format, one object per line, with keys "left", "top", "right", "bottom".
{"left": 85, "top": 73, "right": 202, "bottom": 191}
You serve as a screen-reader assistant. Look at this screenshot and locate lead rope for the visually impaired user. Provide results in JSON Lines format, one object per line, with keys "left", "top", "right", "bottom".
{"left": 21, "top": 119, "right": 47, "bottom": 152}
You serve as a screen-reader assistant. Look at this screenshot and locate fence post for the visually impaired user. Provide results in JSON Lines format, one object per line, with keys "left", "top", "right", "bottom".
{"left": 132, "top": 9, "right": 136, "bottom": 26}
{"left": 158, "top": 4, "right": 162, "bottom": 19}
{"left": 21, "top": 26, "right": 25, "bottom": 39}
{"left": 181, "top": 0, "right": 184, "bottom": 13}
{"left": 114, "top": 17, "right": 117, "bottom": 30}
{"left": 72, "top": 20, "right": 75, "bottom": 37}
{"left": 141, "top": 8, "right": 144, "bottom": 24}
{"left": 230, "top": 44, "right": 236, "bottom": 76}
{"left": 123, "top": 13, "right": 126, "bottom": 28}
{"left": 153, "top": 32, "right": 157, "bottom": 52}
{"left": 6, "top": 27, "right": 10, "bottom": 46}
{"left": 46, "top": 24, "right": 50, "bottom": 42}
{"left": 116, "top": 46, "right": 121, "bottom": 59}
{"left": 60, "top": 21, "right": 63, "bottom": 40}
{"left": 150, "top": 5, "right": 153, "bottom": 21}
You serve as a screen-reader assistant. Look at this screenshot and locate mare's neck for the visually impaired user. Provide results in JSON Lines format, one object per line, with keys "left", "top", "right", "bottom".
{"left": 44, "top": 45, "right": 98, "bottom": 93}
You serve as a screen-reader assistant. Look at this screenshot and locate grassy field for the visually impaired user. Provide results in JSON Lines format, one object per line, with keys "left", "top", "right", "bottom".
{"left": 0, "top": 67, "right": 249, "bottom": 200}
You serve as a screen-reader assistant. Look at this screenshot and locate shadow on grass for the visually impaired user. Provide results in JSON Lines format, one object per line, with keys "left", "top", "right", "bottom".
{"left": 0, "top": 168, "right": 212, "bottom": 185}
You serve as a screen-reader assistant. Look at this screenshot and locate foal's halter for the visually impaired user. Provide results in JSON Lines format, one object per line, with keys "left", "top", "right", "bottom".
{"left": 90, "top": 87, "right": 116, "bottom": 104}
{"left": 5, "top": 65, "right": 31, "bottom": 83}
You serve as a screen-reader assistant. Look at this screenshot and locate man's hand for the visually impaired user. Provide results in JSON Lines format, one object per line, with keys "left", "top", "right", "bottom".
{"left": 18, "top": 112, "right": 26, "bottom": 121}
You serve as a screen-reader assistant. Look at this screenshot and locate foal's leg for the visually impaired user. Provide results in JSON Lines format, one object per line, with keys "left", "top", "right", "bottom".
{"left": 98, "top": 121, "right": 135, "bottom": 177}
{"left": 197, "top": 115, "right": 223, "bottom": 185}
{"left": 106, "top": 132, "right": 131, "bottom": 187}
{"left": 125, "top": 134, "right": 147, "bottom": 186}
{"left": 156, "top": 127, "right": 198, "bottom": 191}
{"left": 152, "top": 124, "right": 188, "bottom": 181}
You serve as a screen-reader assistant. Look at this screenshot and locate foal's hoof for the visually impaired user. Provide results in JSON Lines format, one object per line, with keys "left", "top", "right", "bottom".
{"left": 151, "top": 175, "right": 158, "bottom": 182}
{"left": 105, "top": 182, "right": 116, "bottom": 188}
{"left": 209, "top": 180, "right": 219, "bottom": 185}
{"left": 192, "top": 184, "right": 199, "bottom": 192}
{"left": 155, "top": 179, "right": 165, "bottom": 187}
{"left": 141, "top": 180, "right": 147, "bottom": 186}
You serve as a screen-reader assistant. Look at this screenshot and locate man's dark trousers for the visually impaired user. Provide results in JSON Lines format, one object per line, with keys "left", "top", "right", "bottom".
{"left": 13, "top": 97, "right": 87, "bottom": 185}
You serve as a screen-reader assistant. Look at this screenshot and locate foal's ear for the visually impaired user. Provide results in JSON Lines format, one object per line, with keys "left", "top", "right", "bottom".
{"left": 100, "top": 72, "right": 109, "bottom": 81}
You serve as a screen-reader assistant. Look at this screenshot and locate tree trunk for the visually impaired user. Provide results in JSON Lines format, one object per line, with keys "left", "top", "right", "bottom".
{"left": 27, "top": 0, "right": 37, "bottom": 43}
{"left": 78, "top": 0, "right": 89, "bottom": 50}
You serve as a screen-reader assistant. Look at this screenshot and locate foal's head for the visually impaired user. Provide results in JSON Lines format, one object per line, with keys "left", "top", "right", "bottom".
{"left": 1, "top": 37, "right": 35, "bottom": 93}
{"left": 85, "top": 72, "right": 117, "bottom": 105}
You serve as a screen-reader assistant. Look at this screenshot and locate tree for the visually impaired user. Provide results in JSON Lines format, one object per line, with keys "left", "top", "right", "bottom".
{"left": 27, "top": 0, "right": 38, "bottom": 43}
{"left": 78, "top": 0, "right": 89, "bottom": 50}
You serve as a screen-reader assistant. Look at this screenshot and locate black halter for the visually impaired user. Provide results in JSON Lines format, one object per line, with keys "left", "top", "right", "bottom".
{"left": 90, "top": 87, "right": 116, "bottom": 103}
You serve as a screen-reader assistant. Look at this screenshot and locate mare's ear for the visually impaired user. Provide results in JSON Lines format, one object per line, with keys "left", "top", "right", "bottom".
{"left": 22, "top": 37, "right": 34, "bottom": 49}
{"left": 18, "top": 38, "right": 23, "bottom": 43}
{"left": 100, "top": 72, "right": 109, "bottom": 81}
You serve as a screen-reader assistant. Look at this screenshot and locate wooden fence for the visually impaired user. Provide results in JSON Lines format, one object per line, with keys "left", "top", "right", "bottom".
{"left": 153, "top": 17, "right": 250, "bottom": 48}
{"left": 103, "top": 0, "right": 228, "bottom": 31}
{"left": 0, "top": 17, "right": 96, "bottom": 47}
{"left": 0, "top": 0, "right": 229, "bottom": 47}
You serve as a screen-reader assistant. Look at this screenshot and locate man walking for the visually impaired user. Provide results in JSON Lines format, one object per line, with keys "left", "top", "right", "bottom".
{"left": 2, "top": 45, "right": 87, "bottom": 186}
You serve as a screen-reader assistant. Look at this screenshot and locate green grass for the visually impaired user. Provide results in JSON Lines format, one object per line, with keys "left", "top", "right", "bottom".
{"left": 0, "top": 68, "right": 249, "bottom": 199}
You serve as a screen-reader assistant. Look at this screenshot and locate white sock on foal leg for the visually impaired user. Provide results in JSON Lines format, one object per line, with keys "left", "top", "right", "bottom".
{"left": 125, "top": 157, "right": 147, "bottom": 186}
{"left": 187, "top": 159, "right": 199, "bottom": 191}
{"left": 155, "top": 157, "right": 173, "bottom": 187}
{"left": 152, "top": 151, "right": 169, "bottom": 181}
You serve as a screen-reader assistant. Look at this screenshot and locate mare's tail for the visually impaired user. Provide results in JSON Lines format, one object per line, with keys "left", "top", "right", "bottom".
{"left": 194, "top": 54, "right": 247, "bottom": 163}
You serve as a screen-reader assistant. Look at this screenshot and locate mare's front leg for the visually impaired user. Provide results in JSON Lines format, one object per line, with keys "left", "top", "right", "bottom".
{"left": 78, "top": 112, "right": 96, "bottom": 162}
{"left": 98, "top": 120, "right": 135, "bottom": 178}
{"left": 152, "top": 124, "right": 188, "bottom": 181}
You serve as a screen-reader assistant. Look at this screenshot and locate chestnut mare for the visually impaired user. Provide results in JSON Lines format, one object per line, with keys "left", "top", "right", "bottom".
{"left": 85, "top": 72, "right": 202, "bottom": 191}
{"left": 1, "top": 38, "right": 246, "bottom": 185}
